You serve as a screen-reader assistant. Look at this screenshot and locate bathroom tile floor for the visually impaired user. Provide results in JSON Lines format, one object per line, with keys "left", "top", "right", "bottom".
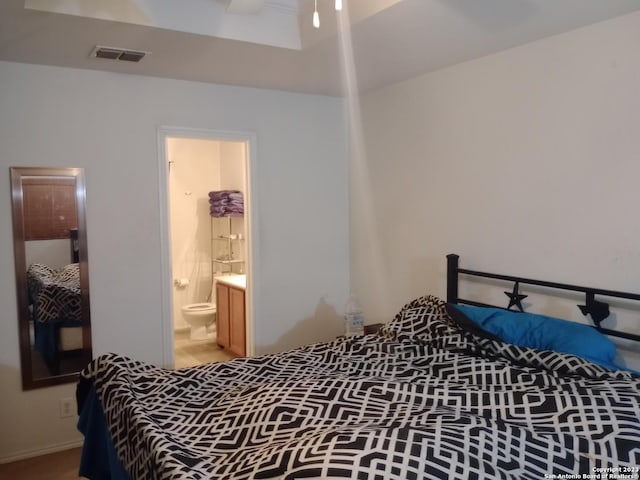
{"left": 174, "top": 330, "right": 233, "bottom": 369}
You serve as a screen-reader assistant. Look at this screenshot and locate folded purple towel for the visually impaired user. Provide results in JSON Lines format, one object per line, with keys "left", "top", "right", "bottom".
{"left": 208, "top": 190, "right": 244, "bottom": 217}
{"left": 209, "top": 190, "right": 242, "bottom": 201}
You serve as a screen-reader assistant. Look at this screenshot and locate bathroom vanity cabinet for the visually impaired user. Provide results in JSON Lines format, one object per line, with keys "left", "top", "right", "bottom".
{"left": 216, "top": 280, "right": 246, "bottom": 357}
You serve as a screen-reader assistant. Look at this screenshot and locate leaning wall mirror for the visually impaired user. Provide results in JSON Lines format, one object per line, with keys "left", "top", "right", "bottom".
{"left": 10, "top": 167, "right": 92, "bottom": 390}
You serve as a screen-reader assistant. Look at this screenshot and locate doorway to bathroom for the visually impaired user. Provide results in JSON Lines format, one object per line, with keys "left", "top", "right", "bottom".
{"left": 158, "top": 127, "right": 255, "bottom": 369}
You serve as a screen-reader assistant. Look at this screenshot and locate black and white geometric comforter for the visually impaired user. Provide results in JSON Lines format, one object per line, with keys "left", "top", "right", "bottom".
{"left": 27, "top": 262, "right": 81, "bottom": 323}
{"left": 80, "top": 296, "right": 640, "bottom": 479}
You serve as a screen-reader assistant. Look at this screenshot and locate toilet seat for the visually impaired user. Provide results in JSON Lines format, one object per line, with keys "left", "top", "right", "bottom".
{"left": 182, "top": 303, "right": 215, "bottom": 315}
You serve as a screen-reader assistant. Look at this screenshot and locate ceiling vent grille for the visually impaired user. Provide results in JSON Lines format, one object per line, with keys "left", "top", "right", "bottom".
{"left": 91, "top": 46, "right": 148, "bottom": 62}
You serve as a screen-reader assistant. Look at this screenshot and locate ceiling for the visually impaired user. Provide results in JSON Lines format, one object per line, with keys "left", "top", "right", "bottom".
{"left": 1, "top": 0, "right": 640, "bottom": 96}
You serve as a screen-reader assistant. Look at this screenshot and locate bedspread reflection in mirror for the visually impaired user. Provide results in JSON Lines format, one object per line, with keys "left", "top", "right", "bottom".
{"left": 10, "top": 167, "right": 92, "bottom": 390}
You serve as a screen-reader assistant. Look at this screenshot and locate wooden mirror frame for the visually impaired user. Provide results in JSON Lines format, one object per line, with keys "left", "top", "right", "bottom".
{"left": 10, "top": 167, "right": 92, "bottom": 390}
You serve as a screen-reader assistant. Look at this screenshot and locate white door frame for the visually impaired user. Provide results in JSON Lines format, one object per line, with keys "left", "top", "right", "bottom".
{"left": 157, "top": 126, "right": 258, "bottom": 367}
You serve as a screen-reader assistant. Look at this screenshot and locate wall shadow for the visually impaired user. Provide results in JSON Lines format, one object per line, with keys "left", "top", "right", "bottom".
{"left": 256, "top": 296, "right": 344, "bottom": 356}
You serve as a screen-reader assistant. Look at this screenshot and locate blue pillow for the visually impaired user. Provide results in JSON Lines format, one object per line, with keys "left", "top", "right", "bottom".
{"left": 450, "top": 304, "right": 617, "bottom": 367}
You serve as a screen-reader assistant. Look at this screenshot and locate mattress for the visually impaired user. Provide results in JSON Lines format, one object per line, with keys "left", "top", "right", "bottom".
{"left": 78, "top": 295, "right": 640, "bottom": 480}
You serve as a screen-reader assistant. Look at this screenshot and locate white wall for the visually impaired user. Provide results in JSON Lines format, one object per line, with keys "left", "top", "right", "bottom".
{"left": 0, "top": 62, "right": 349, "bottom": 461}
{"left": 25, "top": 240, "right": 71, "bottom": 269}
{"left": 220, "top": 141, "right": 246, "bottom": 193}
{"left": 353, "top": 12, "right": 640, "bottom": 364}
{"left": 218, "top": 141, "right": 247, "bottom": 273}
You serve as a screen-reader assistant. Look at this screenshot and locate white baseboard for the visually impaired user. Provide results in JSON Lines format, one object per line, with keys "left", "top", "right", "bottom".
{"left": 0, "top": 438, "right": 84, "bottom": 464}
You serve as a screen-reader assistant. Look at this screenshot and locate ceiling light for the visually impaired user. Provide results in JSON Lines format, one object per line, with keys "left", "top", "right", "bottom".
{"left": 313, "top": 0, "right": 320, "bottom": 28}
{"left": 312, "top": 0, "right": 343, "bottom": 29}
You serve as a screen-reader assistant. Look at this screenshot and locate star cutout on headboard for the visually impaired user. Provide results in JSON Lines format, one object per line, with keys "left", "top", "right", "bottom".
{"left": 504, "top": 281, "right": 528, "bottom": 312}
{"left": 578, "top": 293, "right": 610, "bottom": 327}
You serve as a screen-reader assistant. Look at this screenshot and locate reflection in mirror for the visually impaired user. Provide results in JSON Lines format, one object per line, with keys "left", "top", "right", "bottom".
{"left": 10, "top": 167, "right": 92, "bottom": 390}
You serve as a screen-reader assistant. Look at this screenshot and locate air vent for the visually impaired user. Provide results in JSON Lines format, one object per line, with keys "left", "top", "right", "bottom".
{"left": 91, "top": 46, "right": 148, "bottom": 63}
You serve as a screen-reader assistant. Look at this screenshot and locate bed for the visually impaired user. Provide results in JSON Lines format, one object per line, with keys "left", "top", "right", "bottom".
{"left": 27, "top": 262, "right": 83, "bottom": 375}
{"left": 76, "top": 254, "right": 640, "bottom": 479}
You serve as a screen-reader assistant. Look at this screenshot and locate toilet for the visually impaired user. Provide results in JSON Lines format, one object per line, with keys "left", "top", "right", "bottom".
{"left": 181, "top": 285, "right": 216, "bottom": 341}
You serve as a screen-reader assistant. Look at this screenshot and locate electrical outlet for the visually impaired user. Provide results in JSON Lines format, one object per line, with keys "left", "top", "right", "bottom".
{"left": 59, "top": 397, "right": 74, "bottom": 418}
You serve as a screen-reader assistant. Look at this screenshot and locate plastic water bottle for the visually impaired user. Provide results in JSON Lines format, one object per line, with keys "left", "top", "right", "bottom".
{"left": 344, "top": 293, "right": 364, "bottom": 337}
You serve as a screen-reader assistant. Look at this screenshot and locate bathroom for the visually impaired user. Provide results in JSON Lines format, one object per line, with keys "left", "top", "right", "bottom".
{"left": 167, "top": 136, "right": 248, "bottom": 368}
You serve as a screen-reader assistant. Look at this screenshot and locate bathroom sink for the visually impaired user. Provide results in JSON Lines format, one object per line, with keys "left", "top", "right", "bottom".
{"left": 215, "top": 274, "right": 246, "bottom": 290}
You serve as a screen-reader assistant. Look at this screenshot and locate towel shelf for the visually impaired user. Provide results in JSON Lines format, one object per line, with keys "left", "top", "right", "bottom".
{"left": 214, "top": 234, "right": 243, "bottom": 240}
{"left": 211, "top": 215, "right": 244, "bottom": 275}
{"left": 213, "top": 259, "right": 244, "bottom": 265}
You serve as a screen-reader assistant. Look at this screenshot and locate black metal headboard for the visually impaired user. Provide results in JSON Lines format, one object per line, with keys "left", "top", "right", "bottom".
{"left": 446, "top": 253, "right": 640, "bottom": 343}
